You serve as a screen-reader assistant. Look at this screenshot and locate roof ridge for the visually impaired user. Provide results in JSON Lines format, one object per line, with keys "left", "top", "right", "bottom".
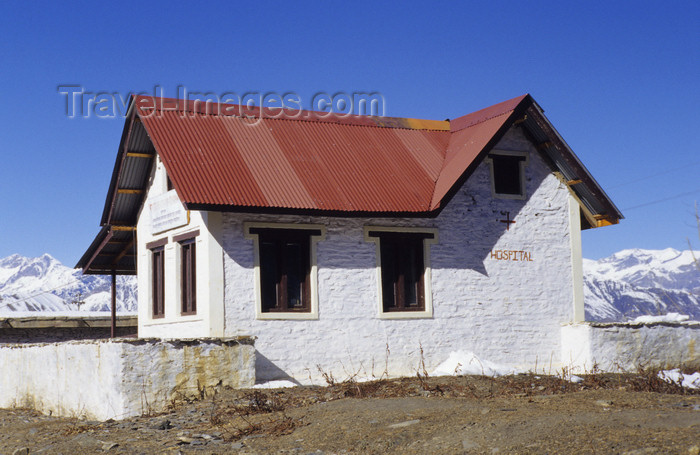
{"left": 240, "top": 113, "right": 451, "bottom": 132}
{"left": 450, "top": 109, "right": 511, "bottom": 131}
{"left": 449, "top": 94, "right": 530, "bottom": 133}
{"left": 132, "top": 96, "right": 450, "bottom": 132}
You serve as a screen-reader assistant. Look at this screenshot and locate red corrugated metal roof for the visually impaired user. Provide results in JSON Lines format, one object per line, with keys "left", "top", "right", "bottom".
{"left": 81, "top": 93, "right": 624, "bottom": 276}
{"left": 449, "top": 94, "right": 527, "bottom": 132}
{"left": 135, "top": 94, "right": 529, "bottom": 213}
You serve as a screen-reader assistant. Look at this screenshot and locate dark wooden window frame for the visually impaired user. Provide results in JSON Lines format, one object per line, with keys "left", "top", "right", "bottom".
{"left": 146, "top": 238, "right": 168, "bottom": 250}
{"left": 368, "top": 231, "right": 434, "bottom": 313}
{"left": 150, "top": 245, "right": 165, "bottom": 319}
{"left": 488, "top": 152, "right": 528, "bottom": 198}
{"left": 179, "top": 238, "right": 197, "bottom": 316}
{"left": 173, "top": 229, "right": 199, "bottom": 243}
{"left": 249, "top": 227, "right": 322, "bottom": 314}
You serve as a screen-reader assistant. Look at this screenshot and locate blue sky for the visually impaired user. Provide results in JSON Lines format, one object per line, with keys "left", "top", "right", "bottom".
{"left": 0, "top": 1, "right": 698, "bottom": 266}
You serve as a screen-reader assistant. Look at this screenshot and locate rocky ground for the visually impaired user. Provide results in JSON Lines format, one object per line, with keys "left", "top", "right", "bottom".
{"left": 1, "top": 372, "right": 699, "bottom": 454}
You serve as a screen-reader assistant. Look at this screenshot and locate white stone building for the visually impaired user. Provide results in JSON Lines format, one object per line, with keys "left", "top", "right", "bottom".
{"left": 78, "top": 94, "right": 623, "bottom": 383}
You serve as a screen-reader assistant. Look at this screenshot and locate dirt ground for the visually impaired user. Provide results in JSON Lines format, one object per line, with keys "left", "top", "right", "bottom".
{"left": 1, "top": 373, "right": 699, "bottom": 455}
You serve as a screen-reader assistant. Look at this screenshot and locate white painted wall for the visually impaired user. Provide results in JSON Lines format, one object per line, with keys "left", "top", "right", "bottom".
{"left": 221, "top": 126, "right": 580, "bottom": 383}
{"left": 136, "top": 156, "right": 225, "bottom": 338}
{"left": 562, "top": 322, "right": 700, "bottom": 372}
{"left": 0, "top": 338, "right": 255, "bottom": 420}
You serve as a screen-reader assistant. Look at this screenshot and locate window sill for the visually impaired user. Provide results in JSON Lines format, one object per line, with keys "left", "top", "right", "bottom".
{"left": 256, "top": 312, "right": 319, "bottom": 321}
{"left": 379, "top": 311, "right": 433, "bottom": 320}
{"left": 493, "top": 192, "right": 527, "bottom": 200}
{"left": 142, "top": 317, "right": 204, "bottom": 326}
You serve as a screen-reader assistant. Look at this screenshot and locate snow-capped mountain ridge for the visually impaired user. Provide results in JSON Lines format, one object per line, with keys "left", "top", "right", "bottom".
{"left": 584, "top": 248, "right": 700, "bottom": 322}
{"left": 0, "top": 254, "right": 136, "bottom": 314}
{"left": 1, "top": 249, "right": 698, "bottom": 321}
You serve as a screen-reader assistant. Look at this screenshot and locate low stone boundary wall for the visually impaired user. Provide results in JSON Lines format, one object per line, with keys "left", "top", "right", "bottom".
{"left": 0, "top": 337, "right": 255, "bottom": 420}
{"left": 0, "top": 315, "right": 138, "bottom": 343}
{"left": 561, "top": 321, "right": 700, "bottom": 373}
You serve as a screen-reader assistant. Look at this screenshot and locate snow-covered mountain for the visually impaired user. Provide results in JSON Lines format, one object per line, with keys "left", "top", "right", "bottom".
{"left": 584, "top": 248, "right": 700, "bottom": 321}
{"left": 1, "top": 249, "right": 698, "bottom": 321}
{"left": 0, "top": 254, "right": 137, "bottom": 314}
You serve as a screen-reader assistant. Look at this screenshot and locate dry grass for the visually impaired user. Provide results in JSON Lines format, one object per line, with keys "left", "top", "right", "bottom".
{"left": 207, "top": 367, "right": 699, "bottom": 441}
{"left": 60, "top": 423, "right": 102, "bottom": 436}
{"left": 210, "top": 390, "right": 304, "bottom": 441}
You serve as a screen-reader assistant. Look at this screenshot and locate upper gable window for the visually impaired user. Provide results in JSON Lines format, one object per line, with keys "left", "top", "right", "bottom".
{"left": 487, "top": 151, "right": 528, "bottom": 199}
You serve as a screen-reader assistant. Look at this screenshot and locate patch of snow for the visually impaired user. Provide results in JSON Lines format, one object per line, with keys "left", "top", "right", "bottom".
{"left": 658, "top": 369, "right": 700, "bottom": 389}
{"left": 252, "top": 380, "right": 298, "bottom": 389}
{"left": 431, "top": 351, "right": 522, "bottom": 377}
{"left": 350, "top": 376, "right": 382, "bottom": 383}
{"left": 631, "top": 313, "right": 690, "bottom": 324}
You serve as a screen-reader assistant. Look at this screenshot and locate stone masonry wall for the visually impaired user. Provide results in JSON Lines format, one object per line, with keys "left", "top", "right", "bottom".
{"left": 0, "top": 338, "right": 255, "bottom": 420}
{"left": 222, "top": 126, "right": 577, "bottom": 383}
{"left": 561, "top": 322, "right": 700, "bottom": 372}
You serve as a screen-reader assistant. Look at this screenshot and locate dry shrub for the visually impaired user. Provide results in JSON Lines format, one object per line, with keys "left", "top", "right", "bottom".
{"left": 220, "top": 414, "right": 301, "bottom": 441}
{"left": 580, "top": 364, "right": 611, "bottom": 390}
{"left": 210, "top": 390, "right": 304, "bottom": 441}
{"left": 331, "top": 378, "right": 384, "bottom": 398}
{"left": 242, "top": 390, "right": 286, "bottom": 414}
{"left": 211, "top": 390, "right": 286, "bottom": 424}
{"left": 491, "top": 373, "right": 579, "bottom": 397}
{"left": 60, "top": 423, "right": 102, "bottom": 436}
{"left": 318, "top": 366, "right": 337, "bottom": 386}
{"left": 626, "top": 365, "right": 697, "bottom": 395}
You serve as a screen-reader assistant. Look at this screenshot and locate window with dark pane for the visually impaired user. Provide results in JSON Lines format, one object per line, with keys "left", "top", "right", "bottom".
{"left": 253, "top": 229, "right": 316, "bottom": 313}
{"left": 259, "top": 239, "right": 279, "bottom": 311}
{"left": 152, "top": 247, "right": 165, "bottom": 318}
{"left": 180, "top": 239, "right": 196, "bottom": 315}
{"left": 370, "top": 231, "right": 431, "bottom": 312}
{"left": 491, "top": 154, "right": 526, "bottom": 196}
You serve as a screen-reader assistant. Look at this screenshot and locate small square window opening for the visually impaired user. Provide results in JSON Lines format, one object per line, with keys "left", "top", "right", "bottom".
{"left": 489, "top": 153, "right": 527, "bottom": 197}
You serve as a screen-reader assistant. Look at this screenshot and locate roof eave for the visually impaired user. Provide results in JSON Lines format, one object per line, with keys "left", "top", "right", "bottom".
{"left": 75, "top": 225, "right": 137, "bottom": 275}
{"left": 184, "top": 202, "right": 441, "bottom": 219}
{"left": 100, "top": 99, "right": 139, "bottom": 226}
{"left": 523, "top": 102, "right": 623, "bottom": 227}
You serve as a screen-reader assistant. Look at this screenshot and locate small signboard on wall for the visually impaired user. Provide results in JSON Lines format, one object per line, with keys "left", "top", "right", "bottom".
{"left": 150, "top": 191, "right": 189, "bottom": 235}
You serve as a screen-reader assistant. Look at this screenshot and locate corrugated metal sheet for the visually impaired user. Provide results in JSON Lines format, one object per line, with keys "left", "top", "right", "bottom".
{"left": 76, "top": 226, "right": 136, "bottom": 274}
{"left": 450, "top": 95, "right": 527, "bottom": 132}
{"left": 138, "top": 100, "right": 452, "bottom": 213}
{"left": 81, "top": 93, "right": 624, "bottom": 274}
{"left": 99, "top": 93, "right": 621, "bottom": 222}
{"left": 431, "top": 113, "right": 517, "bottom": 209}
